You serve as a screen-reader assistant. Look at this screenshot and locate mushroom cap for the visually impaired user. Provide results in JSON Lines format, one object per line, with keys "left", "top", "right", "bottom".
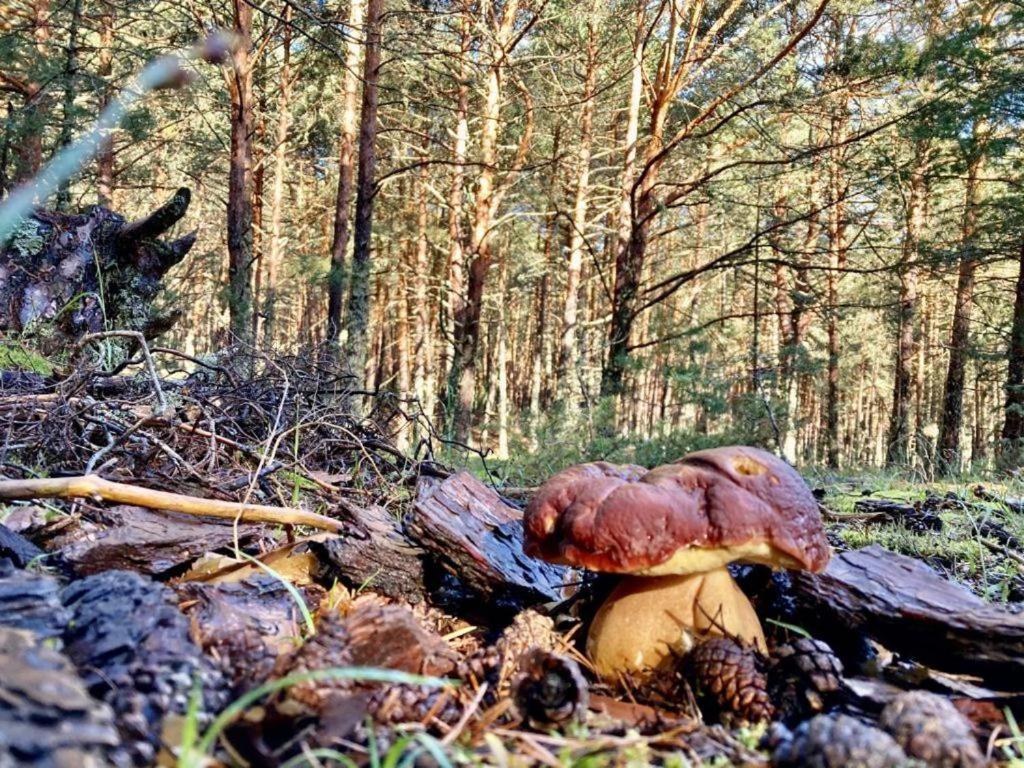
{"left": 523, "top": 446, "right": 830, "bottom": 575}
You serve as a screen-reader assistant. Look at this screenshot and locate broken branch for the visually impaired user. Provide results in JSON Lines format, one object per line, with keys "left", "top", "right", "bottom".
{"left": 0, "top": 474, "right": 343, "bottom": 532}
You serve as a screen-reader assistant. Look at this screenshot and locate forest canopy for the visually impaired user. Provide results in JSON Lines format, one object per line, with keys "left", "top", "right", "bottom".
{"left": 2, "top": 0, "right": 1023, "bottom": 477}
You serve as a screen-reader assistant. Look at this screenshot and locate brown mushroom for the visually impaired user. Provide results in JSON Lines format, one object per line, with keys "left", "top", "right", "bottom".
{"left": 523, "top": 446, "right": 830, "bottom": 681}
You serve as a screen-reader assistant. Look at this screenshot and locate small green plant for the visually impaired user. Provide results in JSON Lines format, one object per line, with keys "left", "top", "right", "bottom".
{"left": 175, "top": 667, "right": 454, "bottom": 768}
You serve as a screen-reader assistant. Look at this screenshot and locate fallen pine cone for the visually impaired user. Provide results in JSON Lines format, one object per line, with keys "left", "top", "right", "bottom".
{"left": 769, "top": 713, "right": 909, "bottom": 768}
{"left": 769, "top": 637, "right": 844, "bottom": 723}
{"left": 685, "top": 637, "right": 774, "bottom": 725}
{"left": 512, "top": 649, "right": 588, "bottom": 729}
{"left": 879, "top": 690, "right": 986, "bottom": 768}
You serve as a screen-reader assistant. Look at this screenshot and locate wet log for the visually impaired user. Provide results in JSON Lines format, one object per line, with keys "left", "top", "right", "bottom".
{"left": 57, "top": 504, "right": 266, "bottom": 577}
{"left": 0, "top": 188, "right": 196, "bottom": 356}
{"left": 0, "top": 625, "right": 119, "bottom": 767}
{"left": 409, "top": 471, "right": 573, "bottom": 606}
{"left": 313, "top": 500, "right": 426, "bottom": 601}
{"left": 790, "top": 545, "right": 1024, "bottom": 686}
{"left": 0, "top": 559, "right": 68, "bottom": 638}
{"left": 60, "top": 570, "right": 227, "bottom": 767}
{"left": 0, "top": 522, "right": 43, "bottom": 567}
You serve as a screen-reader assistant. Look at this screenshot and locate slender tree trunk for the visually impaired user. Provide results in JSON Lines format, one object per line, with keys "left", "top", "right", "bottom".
{"left": 886, "top": 143, "right": 929, "bottom": 466}
{"left": 558, "top": 17, "right": 597, "bottom": 413}
{"left": 496, "top": 260, "right": 510, "bottom": 458}
{"left": 446, "top": 2, "right": 519, "bottom": 441}
{"left": 96, "top": 0, "right": 115, "bottom": 206}
{"left": 824, "top": 114, "right": 848, "bottom": 470}
{"left": 412, "top": 137, "right": 432, "bottom": 408}
{"left": 999, "top": 238, "right": 1024, "bottom": 471}
{"left": 937, "top": 146, "right": 986, "bottom": 475}
{"left": 13, "top": 0, "right": 50, "bottom": 184}
{"left": 343, "top": 0, "right": 383, "bottom": 382}
{"left": 226, "top": 0, "right": 255, "bottom": 346}
{"left": 54, "top": 0, "right": 82, "bottom": 210}
{"left": 263, "top": 7, "right": 293, "bottom": 349}
{"left": 602, "top": 1, "right": 646, "bottom": 397}
{"left": 441, "top": 16, "right": 470, "bottom": 409}
{"left": 326, "top": 0, "right": 365, "bottom": 350}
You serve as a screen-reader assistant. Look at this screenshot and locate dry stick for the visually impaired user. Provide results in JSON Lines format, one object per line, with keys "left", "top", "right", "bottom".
{"left": 0, "top": 474, "right": 344, "bottom": 532}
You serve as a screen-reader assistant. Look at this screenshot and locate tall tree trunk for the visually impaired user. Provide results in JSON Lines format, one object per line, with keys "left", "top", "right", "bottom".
{"left": 886, "top": 142, "right": 929, "bottom": 466}
{"left": 441, "top": 18, "right": 470, "bottom": 410}
{"left": 412, "top": 136, "right": 432, "bottom": 408}
{"left": 95, "top": 0, "right": 115, "bottom": 206}
{"left": 263, "top": 7, "right": 293, "bottom": 349}
{"left": 326, "top": 0, "right": 365, "bottom": 351}
{"left": 343, "top": 0, "right": 383, "bottom": 383}
{"left": 13, "top": 0, "right": 50, "bottom": 184}
{"left": 824, "top": 114, "right": 848, "bottom": 470}
{"left": 495, "top": 259, "right": 510, "bottom": 458}
{"left": 557, "top": 16, "right": 597, "bottom": 413}
{"left": 227, "top": 0, "right": 255, "bottom": 346}
{"left": 601, "top": 0, "right": 646, "bottom": 397}
{"left": 1000, "top": 238, "right": 1024, "bottom": 470}
{"left": 54, "top": 0, "right": 82, "bottom": 211}
{"left": 937, "top": 144, "right": 986, "bottom": 475}
{"left": 446, "top": 1, "right": 523, "bottom": 441}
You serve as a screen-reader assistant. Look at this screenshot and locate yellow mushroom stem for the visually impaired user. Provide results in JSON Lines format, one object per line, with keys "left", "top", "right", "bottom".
{"left": 586, "top": 567, "right": 766, "bottom": 682}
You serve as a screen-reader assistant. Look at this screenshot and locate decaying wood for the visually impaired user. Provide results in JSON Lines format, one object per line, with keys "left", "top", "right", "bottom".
{"left": 0, "top": 625, "right": 119, "bottom": 767}
{"left": 0, "top": 187, "right": 197, "bottom": 353}
{"left": 178, "top": 574, "right": 319, "bottom": 691}
{"left": 0, "top": 559, "right": 68, "bottom": 639}
{"left": 410, "top": 471, "right": 572, "bottom": 604}
{"left": 60, "top": 569, "right": 228, "bottom": 767}
{"left": 314, "top": 500, "right": 426, "bottom": 601}
{"left": 343, "top": 598, "right": 459, "bottom": 676}
{"left": 0, "top": 522, "right": 42, "bottom": 567}
{"left": 790, "top": 545, "right": 1024, "bottom": 685}
{"left": 57, "top": 504, "right": 265, "bottom": 576}
{"left": 0, "top": 474, "right": 344, "bottom": 532}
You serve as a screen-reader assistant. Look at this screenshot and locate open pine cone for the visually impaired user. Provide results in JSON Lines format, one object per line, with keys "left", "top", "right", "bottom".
{"left": 685, "top": 637, "right": 774, "bottom": 725}
{"left": 769, "top": 637, "right": 844, "bottom": 723}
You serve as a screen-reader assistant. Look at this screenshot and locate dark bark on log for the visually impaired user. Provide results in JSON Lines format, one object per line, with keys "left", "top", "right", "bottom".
{"left": 56, "top": 504, "right": 266, "bottom": 577}
{"left": 60, "top": 569, "right": 228, "bottom": 767}
{"left": 0, "top": 188, "right": 196, "bottom": 355}
{"left": 0, "top": 522, "right": 43, "bottom": 567}
{"left": 789, "top": 545, "right": 1024, "bottom": 686}
{"left": 0, "top": 625, "right": 119, "bottom": 767}
{"left": 409, "top": 471, "right": 574, "bottom": 606}
{"left": 0, "top": 559, "right": 68, "bottom": 638}
{"left": 343, "top": 599, "right": 459, "bottom": 676}
{"left": 313, "top": 501, "right": 426, "bottom": 601}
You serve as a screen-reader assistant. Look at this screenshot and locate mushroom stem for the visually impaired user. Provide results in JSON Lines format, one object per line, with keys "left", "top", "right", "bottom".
{"left": 586, "top": 567, "right": 766, "bottom": 682}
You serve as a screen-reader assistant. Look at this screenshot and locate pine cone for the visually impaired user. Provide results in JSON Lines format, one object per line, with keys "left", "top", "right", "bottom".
{"left": 369, "top": 683, "right": 463, "bottom": 728}
{"left": 685, "top": 637, "right": 774, "bottom": 725}
{"left": 769, "top": 637, "right": 844, "bottom": 723}
{"left": 769, "top": 714, "right": 909, "bottom": 768}
{"left": 879, "top": 690, "right": 986, "bottom": 768}
{"left": 512, "top": 649, "right": 589, "bottom": 729}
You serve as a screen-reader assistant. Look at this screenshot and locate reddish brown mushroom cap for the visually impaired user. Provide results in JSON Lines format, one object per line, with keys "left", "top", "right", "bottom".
{"left": 523, "top": 446, "right": 830, "bottom": 575}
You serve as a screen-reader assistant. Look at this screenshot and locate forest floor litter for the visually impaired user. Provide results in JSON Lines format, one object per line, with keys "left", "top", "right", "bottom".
{"left": 1, "top": 353, "right": 1024, "bottom": 767}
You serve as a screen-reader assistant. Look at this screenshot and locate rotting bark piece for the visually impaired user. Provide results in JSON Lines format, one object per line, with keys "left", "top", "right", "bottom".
{"left": 0, "top": 189, "right": 196, "bottom": 355}
{"left": 343, "top": 598, "right": 459, "bottom": 677}
{"left": 0, "top": 559, "right": 68, "bottom": 638}
{"left": 313, "top": 502, "right": 426, "bottom": 601}
{"left": 0, "top": 522, "right": 43, "bottom": 567}
{"left": 410, "top": 471, "right": 572, "bottom": 605}
{"left": 60, "top": 570, "right": 227, "bottom": 767}
{"left": 177, "top": 574, "right": 314, "bottom": 692}
{"left": 789, "top": 545, "right": 1024, "bottom": 686}
{"left": 0, "top": 626, "right": 119, "bottom": 768}
{"left": 58, "top": 505, "right": 264, "bottom": 577}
